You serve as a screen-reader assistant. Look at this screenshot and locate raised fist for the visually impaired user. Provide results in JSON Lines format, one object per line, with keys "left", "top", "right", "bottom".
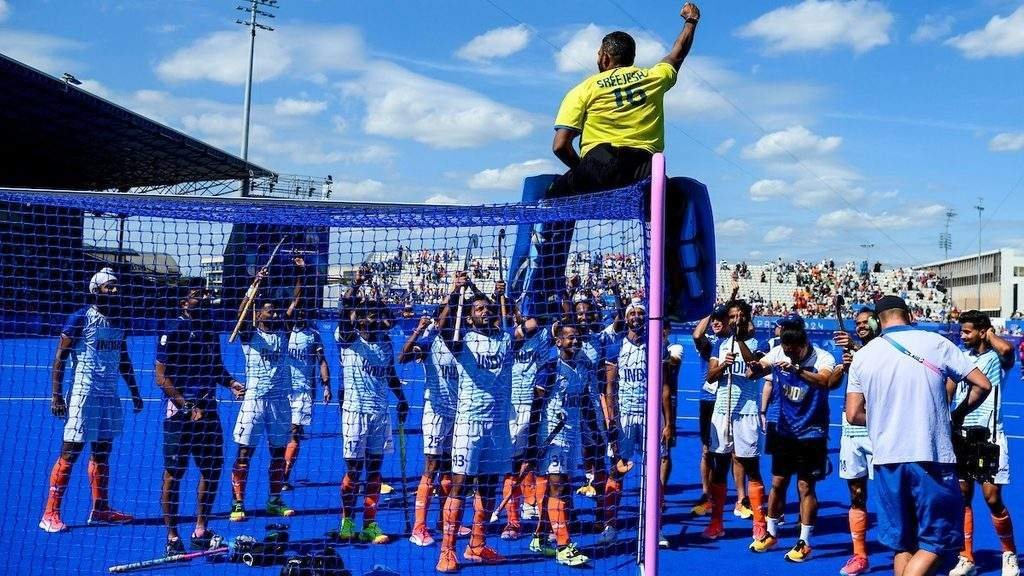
{"left": 681, "top": 2, "right": 700, "bottom": 22}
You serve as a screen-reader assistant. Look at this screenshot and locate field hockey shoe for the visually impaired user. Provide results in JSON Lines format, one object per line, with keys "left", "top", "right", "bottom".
{"left": 1003, "top": 551, "right": 1020, "bottom": 576}
{"left": 410, "top": 525, "right": 435, "bottom": 547}
{"left": 436, "top": 548, "right": 459, "bottom": 573}
{"left": 88, "top": 508, "right": 134, "bottom": 525}
{"left": 165, "top": 537, "right": 185, "bottom": 556}
{"left": 359, "top": 522, "right": 390, "bottom": 544}
{"left": 556, "top": 543, "right": 589, "bottom": 567}
{"left": 734, "top": 498, "right": 754, "bottom": 519}
{"left": 190, "top": 529, "right": 222, "bottom": 551}
{"left": 597, "top": 525, "right": 619, "bottom": 545}
{"left": 529, "top": 534, "right": 557, "bottom": 557}
{"left": 521, "top": 502, "right": 540, "bottom": 520}
{"left": 949, "top": 556, "right": 977, "bottom": 576}
{"left": 337, "top": 517, "right": 357, "bottom": 540}
{"left": 840, "top": 555, "right": 870, "bottom": 576}
{"left": 785, "top": 540, "right": 813, "bottom": 562}
{"left": 229, "top": 500, "right": 247, "bottom": 522}
{"left": 501, "top": 523, "right": 522, "bottom": 540}
{"left": 464, "top": 544, "right": 504, "bottom": 564}
{"left": 750, "top": 533, "right": 778, "bottom": 553}
{"left": 39, "top": 511, "right": 69, "bottom": 533}
{"left": 690, "top": 494, "right": 711, "bottom": 516}
{"left": 266, "top": 496, "right": 296, "bottom": 517}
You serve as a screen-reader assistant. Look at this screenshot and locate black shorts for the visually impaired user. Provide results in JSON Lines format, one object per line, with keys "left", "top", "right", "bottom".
{"left": 764, "top": 421, "right": 779, "bottom": 454}
{"left": 699, "top": 399, "right": 716, "bottom": 448}
{"left": 549, "top": 144, "right": 654, "bottom": 199}
{"left": 164, "top": 409, "right": 225, "bottom": 475}
{"left": 771, "top": 436, "right": 828, "bottom": 481}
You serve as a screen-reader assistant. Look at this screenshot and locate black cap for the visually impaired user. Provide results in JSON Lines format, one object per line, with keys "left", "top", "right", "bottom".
{"left": 874, "top": 295, "right": 909, "bottom": 314}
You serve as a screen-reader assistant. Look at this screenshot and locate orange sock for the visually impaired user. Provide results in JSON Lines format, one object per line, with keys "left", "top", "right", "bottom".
{"left": 439, "top": 474, "right": 452, "bottom": 499}
{"left": 441, "top": 496, "right": 464, "bottom": 551}
{"left": 535, "top": 475, "right": 549, "bottom": 515}
{"left": 502, "top": 475, "right": 521, "bottom": 525}
{"left": 283, "top": 440, "right": 299, "bottom": 479}
{"left": 364, "top": 473, "right": 382, "bottom": 522}
{"left": 548, "top": 495, "right": 571, "bottom": 546}
{"left": 414, "top": 475, "right": 433, "bottom": 529}
{"left": 45, "top": 457, "right": 72, "bottom": 514}
{"left": 231, "top": 462, "right": 249, "bottom": 502}
{"left": 962, "top": 506, "right": 975, "bottom": 561}
{"left": 710, "top": 483, "right": 727, "bottom": 525}
{"left": 470, "top": 493, "right": 487, "bottom": 549}
{"left": 849, "top": 507, "right": 868, "bottom": 557}
{"left": 603, "top": 477, "right": 622, "bottom": 529}
{"left": 993, "top": 512, "right": 1017, "bottom": 553}
{"left": 749, "top": 480, "right": 766, "bottom": 525}
{"left": 340, "top": 475, "right": 356, "bottom": 518}
{"left": 88, "top": 460, "right": 110, "bottom": 509}
{"left": 523, "top": 471, "right": 537, "bottom": 506}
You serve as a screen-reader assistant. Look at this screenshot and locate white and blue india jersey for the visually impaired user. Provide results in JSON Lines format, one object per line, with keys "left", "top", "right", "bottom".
{"left": 242, "top": 329, "right": 290, "bottom": 399}
{"left": 607, "top": 334, "right": 647, "bottom": 416}
{"left": 512, "top": 328, "right": 554, "bottom": 407}
{"left": 62, "top": 306, "right": 124, "bottom": 396}
{"left": 338, "top": 334, "right": 394, "bottom": 414}
{"left": 714, "top": 336, "right": 761, "bottom": 416}
{"left": 543, "top": 355, "right": 597, "bottom": 438}
{"left": 288, "top": 327, "right": 324, "bottom": 392}
{"left": 956, "top": 348, "right": 1003, "bottom": 432}
{"left": 424, "top": 334, "right": 459, "bottom": 418}
{"left": 454, "top": 329, "right": 513, "bottom": 424}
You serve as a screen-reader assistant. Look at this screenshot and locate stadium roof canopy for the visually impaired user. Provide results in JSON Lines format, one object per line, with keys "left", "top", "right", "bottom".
{"left": 0, "top": 53, "right": 274, "bottom": 191}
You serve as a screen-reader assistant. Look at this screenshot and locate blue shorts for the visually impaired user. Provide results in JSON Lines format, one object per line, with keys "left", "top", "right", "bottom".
{"left": 874, "top": 462, "right": 963, "bottom": 556}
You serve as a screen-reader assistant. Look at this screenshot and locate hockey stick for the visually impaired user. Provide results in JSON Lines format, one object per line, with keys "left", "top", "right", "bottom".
{"left": 833, "top": 294, "right": 847, "bottom": 335}
{"left": 108, "top": 546, "right": 229, "bottom": 573}
{"left": 497, "top": 228, "right": 508, "bottom": 332}
{"left": 229, "top": 235, "right": 288, "bottom": 343}
{"left": 726, "top": 335, "right": 738, "bottom": 444}
{"left": 398, "top": 421, "right": 411, "bottom": 534}
{"left": 452, "top": 234, "right": 479, "bottom": 343}
{"left": 489, "top": 415, "right": 566, "bottom": 522}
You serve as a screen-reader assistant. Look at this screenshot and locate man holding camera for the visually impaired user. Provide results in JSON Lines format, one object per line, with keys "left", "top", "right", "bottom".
{"left": 846, "top": 296, "right": 992, "bottom": 576}
{"left": 949, "top": 311, "right": 1018, "bottom": 576}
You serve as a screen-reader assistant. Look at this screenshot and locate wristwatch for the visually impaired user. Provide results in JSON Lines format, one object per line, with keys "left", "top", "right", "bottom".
{"left": 181, "top": 400, "right": 196, "bottom": 412}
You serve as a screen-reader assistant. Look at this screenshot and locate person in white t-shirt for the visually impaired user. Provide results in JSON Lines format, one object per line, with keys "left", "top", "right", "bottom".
{"left": 846, "top": 296, "right": 991, "bottom": 576}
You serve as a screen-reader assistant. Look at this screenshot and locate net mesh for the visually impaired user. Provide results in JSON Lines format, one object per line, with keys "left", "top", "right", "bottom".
{"left": 0, "top": 184, "right": 655, "bottom": 576}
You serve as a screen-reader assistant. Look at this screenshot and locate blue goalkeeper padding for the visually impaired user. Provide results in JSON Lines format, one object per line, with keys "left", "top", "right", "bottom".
{"left": 506, "top": 175, "right": 717, "bottom": 321}
{"left": 667, "top": 176, "right": 716, "bottom": 322}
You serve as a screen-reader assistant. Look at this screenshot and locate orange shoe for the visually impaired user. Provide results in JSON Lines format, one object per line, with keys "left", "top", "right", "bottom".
{"left": 411, "top": 524, "right": 435, "bottom": 547}
{"left": 464, "top": 545, "right": 505, "bottom": 564}
{"left": 702, "top": 521, "right": 725, "bottom": 540}
{"left": 39, "top": 511, "right": 69, "bottom": 533}
{"left": 436, "top": 548, "right": 459, "bottom": 573}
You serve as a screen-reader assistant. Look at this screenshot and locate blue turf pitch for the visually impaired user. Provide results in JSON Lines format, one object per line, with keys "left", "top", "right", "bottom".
{"left": 1, "top": 326, "right": 1021, "bottom": 576}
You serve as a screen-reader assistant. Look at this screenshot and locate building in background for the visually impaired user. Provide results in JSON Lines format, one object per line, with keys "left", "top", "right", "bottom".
{"left": 914, "top": 248, "right": 1024, "bottom": 317}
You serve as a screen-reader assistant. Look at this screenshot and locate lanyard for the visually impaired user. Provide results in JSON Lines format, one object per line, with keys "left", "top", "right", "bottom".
{"left": 881, "top": 334, "right": 943, "bottom": 377}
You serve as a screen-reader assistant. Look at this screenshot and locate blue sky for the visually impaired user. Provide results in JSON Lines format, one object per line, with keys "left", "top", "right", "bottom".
{"left": 1, "top": 0, "right": 1022, "bottom": 267}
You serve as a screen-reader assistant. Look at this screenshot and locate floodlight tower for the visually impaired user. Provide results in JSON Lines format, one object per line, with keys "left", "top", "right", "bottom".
{"left": 974, "top": 198, "right": 984, "bottom": 309}
{"left": 236, "top": 0, "right": 277, "bottom": 164}
{"left": 939, "top": 209, "right": 956, "bottom": 259}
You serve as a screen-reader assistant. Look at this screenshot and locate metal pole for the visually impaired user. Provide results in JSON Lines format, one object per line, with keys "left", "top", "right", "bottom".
{"left": 240, "top": 1, "right": 256, "bottom": 162}
{"left": 642, "top": 153, "right": 666, "bottom": 576}
{"left": 975, "top": 199, "right": 984, "bottom": 310}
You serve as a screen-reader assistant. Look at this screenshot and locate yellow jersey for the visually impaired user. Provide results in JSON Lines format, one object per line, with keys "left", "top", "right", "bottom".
{"left": 554, "top": 62, "right": 678, "bottom": 158}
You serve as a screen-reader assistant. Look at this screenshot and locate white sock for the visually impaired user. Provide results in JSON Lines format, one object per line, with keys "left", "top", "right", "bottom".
{"left": 799, "top": 523, "right": 814, "bottom": 544}
{"left": 766, "top": 516, "right": 780, "bottom": 537}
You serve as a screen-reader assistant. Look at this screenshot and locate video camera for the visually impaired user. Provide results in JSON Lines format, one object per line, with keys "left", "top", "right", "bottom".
{"left": 952, "top": 425, "right": 1000, "bottom": 483}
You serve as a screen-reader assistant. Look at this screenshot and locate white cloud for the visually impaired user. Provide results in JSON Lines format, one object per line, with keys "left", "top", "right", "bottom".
{"left": 335, "top": 179, "right": 384, "bottom": 200}
{"left": 331, "top": 115, "right": 348, "bottom": 134}
{"left": 456, "top": 25, "right": 531, "bottom": 63}
{"left": 911, "top": 14, "right": 955, "bottom": 43}
{"left": 0, "top": 29, "right": 84, "bottom": 73}
{"left": 468, "top": 159, "right": 559, "bottom": 190}
{"left": 555, "top": 24, "right": 666, "bottom": 73}
{"left": 945, "top": 6, "right": 1024, "bottom": 59}
{"left": 156, "top": 24, "right": 365, "bottom": 84}
{"left": 742, "top": 125, "right": 842, "bottom": 160}
{"left": 738, "top": 0, "right": 893, "bottom": 55}
{"left": 0, "top": 1, "right": 9, "bottom": 22}
{"left": 990, "top": 132, "right": 1024, "bottom": 152}
{"left": 718, "top": 218, "right": 751, "bottom": 237}
{"left": 816, "top": 204, "right": 946, "bottom": 230}
{"left": 274, "top": 98, "right": 328, "bottom": 117}
{"left": 425, "top": 193, "right": 463, "bottom": 205}
{"left": 749, "top": 179, "right": 788, "bottom": 202}
{"left": 342, "top": 61, "right": 536, "bottom": 149}
{"left": 763, "top": 226, "right": 795, "bottom": 243}
{"left": 715, "top": 138, "right": 736, "bottom": 156}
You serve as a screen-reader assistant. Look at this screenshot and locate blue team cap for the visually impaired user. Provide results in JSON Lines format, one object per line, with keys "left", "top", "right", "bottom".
{"left": 710, "top": 304, "right": 728, "bottom": 320}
